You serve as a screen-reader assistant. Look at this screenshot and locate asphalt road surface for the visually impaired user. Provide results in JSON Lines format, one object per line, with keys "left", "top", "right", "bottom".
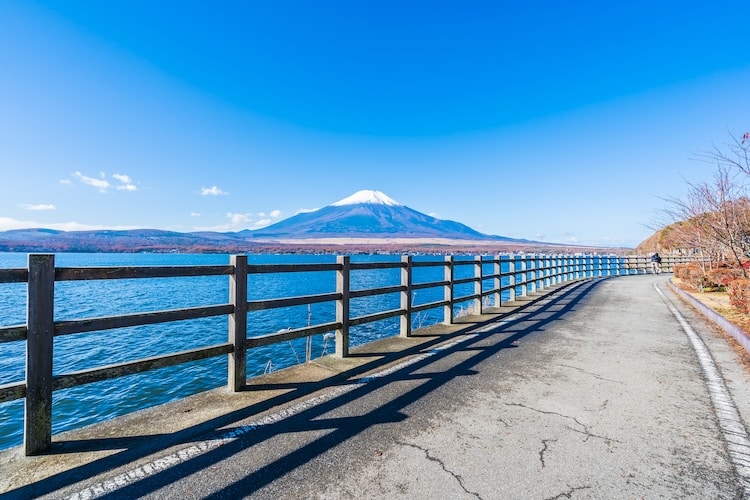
{"left": 12, "top": 274, "right": 750, "bottom": 499}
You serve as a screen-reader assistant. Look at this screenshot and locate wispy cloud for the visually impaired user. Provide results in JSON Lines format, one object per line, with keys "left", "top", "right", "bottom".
{"left": 59, "top": 179, "right": 72, "bottom": 186}
{"left": 113, "top": 173, "right": 137, "bottom": 191}
{"left": 227, "top": 212, "right": 252, "bottom": 225}
{"left": 74, "top": 171, "right": 109, "bottom": 192}
{"left": 0, "top": 216, "right": 137, "bottom": 232}
{"left": 21, "top": 204, "right": 56, "bottom": 211}
{"left": 201, "top": 186, "right": 228, "bottom": 196}
{"left": 192, "top": 209, "right": 283, "bottom": 232}
{"left": 71, "top": 171, "right": 138, "bottom": 193}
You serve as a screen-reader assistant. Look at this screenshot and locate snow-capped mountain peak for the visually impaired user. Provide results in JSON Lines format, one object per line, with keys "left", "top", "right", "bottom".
{"left": 330, "top": 190, "right": 402, "bottom": 207}
{"left": 248, "top": 189, "right": 501, "bottom": 241}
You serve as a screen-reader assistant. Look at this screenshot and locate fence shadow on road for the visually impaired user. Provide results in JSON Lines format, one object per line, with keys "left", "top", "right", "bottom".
{"left": 9, "top": 278, "right": 606, "bottom": 499}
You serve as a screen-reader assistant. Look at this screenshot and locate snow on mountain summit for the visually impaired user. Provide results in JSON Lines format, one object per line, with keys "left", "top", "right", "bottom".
{"left": 331, "top": 190, "right": 402, "bottom": 207}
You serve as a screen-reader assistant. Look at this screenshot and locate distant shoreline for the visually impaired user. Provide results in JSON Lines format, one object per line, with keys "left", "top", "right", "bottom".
{"left": 0, "top": 238, "right": 631, "bottom": 256}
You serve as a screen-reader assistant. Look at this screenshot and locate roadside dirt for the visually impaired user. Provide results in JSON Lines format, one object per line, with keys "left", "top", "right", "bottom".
{"left": 671, "top": 278, "right": 750, "bottom": 371}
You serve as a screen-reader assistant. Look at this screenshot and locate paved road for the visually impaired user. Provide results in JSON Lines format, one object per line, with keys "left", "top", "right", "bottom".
{"left": 9, "top": 275, "right": 750, "bottom": 499}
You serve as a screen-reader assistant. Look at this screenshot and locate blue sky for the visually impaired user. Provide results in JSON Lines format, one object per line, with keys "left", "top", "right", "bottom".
{"left": 1, "top": 1, "right": 749, "bottom": 248}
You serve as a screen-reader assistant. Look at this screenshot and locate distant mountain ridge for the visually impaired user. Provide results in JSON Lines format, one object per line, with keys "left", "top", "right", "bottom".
{"left": 0, "top": 190, "right": 540, "bottom": 253}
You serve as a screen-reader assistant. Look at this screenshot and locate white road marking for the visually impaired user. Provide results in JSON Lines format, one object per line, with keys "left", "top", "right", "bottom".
{"left": 655, "top": 283, "right": 750, "bottom": 494}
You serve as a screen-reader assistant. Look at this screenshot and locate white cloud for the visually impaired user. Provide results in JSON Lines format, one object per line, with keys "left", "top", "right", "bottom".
{"left": 0, "top": 217, "right": 38, "bottom": 230}
{"left": 252, "top": 210, "right": 283, "bottom": 228}
{"left": 113, "top": 173, "right": 137, "bottom": 191}
{"left": 74, "top": 171, "right": 109, "bottom": 192}
{"left": 201, "top": 186, "right": 228, "bottom": 196}
{"left": 59, "top": 179, "right": 72, "bottom": 186}
{"left": 227, "top": 212, "right": 252, "bottom": 225}
{"left": 21, "top": 204, "right": 56, "bottom": 211}
{"left": 295, "top": 207, "right": 319, "bottom": 214}
{"left": 256, "top": 211, "right": 283, "bottom": 218}
{"left": 69, "top": 172, "right": 138, "bottom": 193}
{"left": 190, "top": 212, "right": 201, "bottom": 217}
{"left": 191, "top": 208, "right": 283, "bottom": 232}
{"left": 0, "top": 216, "right": 137, "bottom": 232}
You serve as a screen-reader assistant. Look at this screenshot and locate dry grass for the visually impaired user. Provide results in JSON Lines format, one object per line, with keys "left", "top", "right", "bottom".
{"left": 672, "top": 278, "right": 750, "bottom": 371}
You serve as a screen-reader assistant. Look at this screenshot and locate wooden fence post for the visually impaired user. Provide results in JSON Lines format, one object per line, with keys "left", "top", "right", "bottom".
{"left": 508, "top": 256, "right": 516, "bottom": 301}
{"left": 336, "top": 256, "right": 350, "bottom": 357}
{"left": 473, "top": 256, "right": 482, "bottom": 314}
{"left": 493, "top": 255, "right": 502, "bottom": 307}
{"left": 228, "top": 255, "right": 248, "bottom": 392}
{"left": 400, "top": 255, "right": 412, "bottom": 337}
{"left": 549, "top": 255, "right": 555, "bottom": 284}
{"left": 573, "top": 256, "right": 577, "bottom": 279}
{"left": 443, "top": 256, "right": 454, "bottom": 324}
{"left": 25, "top": 254, "right": 55, "bottom": 455}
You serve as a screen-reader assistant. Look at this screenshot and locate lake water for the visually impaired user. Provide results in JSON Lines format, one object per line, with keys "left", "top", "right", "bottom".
{"left": 0, "top": 252, "right": 507, "bottom": 451}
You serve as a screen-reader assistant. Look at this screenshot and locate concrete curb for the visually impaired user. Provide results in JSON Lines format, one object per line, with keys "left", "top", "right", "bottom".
{"left": 667, "top": 279, "right": 750, "bottom": 353}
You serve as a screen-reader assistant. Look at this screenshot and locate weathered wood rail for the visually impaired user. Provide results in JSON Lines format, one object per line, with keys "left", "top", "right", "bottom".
{"left": 0, "top": 252, "right": 689, "bottom": 455}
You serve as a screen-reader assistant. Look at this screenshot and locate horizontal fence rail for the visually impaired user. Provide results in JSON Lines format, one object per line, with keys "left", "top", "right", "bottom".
{"left": 0, "top": 252, "right": 692, "bottom": 455}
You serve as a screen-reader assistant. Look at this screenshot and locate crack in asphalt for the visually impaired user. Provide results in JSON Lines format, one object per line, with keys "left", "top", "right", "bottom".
{"left": 505, "top": 402, "right": 620, "bottom": 448}
{"left": 544, "top": 485, "right": 592, "bottom": 499}
{"left": 539, "top": 438, "right": 557, "bottom": 468}
{"left": 398, "top": 441, "right": 482, "bottom": 499}
{"left": 558, "top": 363, "right": 623, "bottom": 384}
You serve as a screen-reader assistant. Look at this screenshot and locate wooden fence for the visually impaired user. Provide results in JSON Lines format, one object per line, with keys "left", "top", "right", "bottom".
{"left": 0, "top": 253, "right": 690, "bottom": 455}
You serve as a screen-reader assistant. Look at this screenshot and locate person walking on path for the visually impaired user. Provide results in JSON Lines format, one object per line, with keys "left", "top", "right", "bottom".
{"left": 651, "top": 252, "right": 662, "bottom": 274}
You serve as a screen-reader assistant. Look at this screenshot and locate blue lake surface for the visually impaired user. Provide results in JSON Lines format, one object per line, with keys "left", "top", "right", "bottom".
{"left": 0, "top": 252, "right": 517, "bottom": 451}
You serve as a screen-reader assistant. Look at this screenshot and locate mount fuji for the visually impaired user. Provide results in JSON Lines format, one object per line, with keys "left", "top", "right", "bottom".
{"left": 0, "top": 190, "right": 538, "bottom": 253}
{"left": 239, "top": 190, "right": 512, "bottom": 241}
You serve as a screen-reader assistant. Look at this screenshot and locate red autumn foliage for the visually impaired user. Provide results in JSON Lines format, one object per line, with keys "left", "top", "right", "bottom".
{"left": 706, "top": 266, "right": 746, "bottom": 287}
{"left": 673, "top": 262, "right": 709, "bottom": 290}
{"left": 728, "top": 278, "right": 750, "bottom": 314}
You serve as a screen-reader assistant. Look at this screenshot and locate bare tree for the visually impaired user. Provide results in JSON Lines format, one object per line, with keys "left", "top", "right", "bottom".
{"left": 658, "top": 219, "right": 723, "bottom": 272}
{"left": 695, "top": 130, "right": 750, "bottom": 176}
{"left": 663, "top": 164, "right": 750, "bottom": 276}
